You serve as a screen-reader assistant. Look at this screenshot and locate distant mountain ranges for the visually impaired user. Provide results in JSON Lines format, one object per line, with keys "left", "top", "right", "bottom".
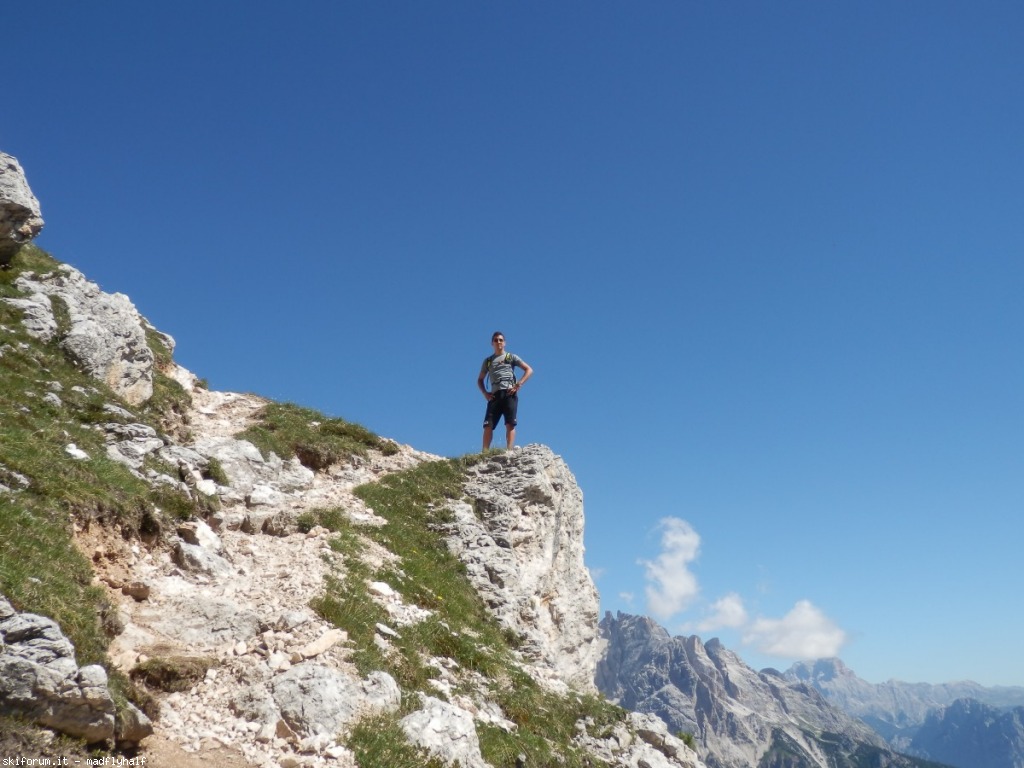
{"left": 597, "top": 611, "right": 1024, "bottom": 768}
{"left": 785, "top": 657, "right": 1024, "bottom": 768}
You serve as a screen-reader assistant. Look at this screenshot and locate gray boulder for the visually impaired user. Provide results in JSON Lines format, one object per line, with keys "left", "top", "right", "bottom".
{"left": 0, "top": 462, "right": 30, "bottom": 494}
{"left": 231, "top": 664, "right": 400, "bottom": 737}
{"left": 157, "top": 444, "right": 211, "bottom": 484}
{"left": 173, "top": 541, "right": 234, "bottom": 578}
{"left": 0, "top": 595, "right": 116, "bottom": 742}
{"left": 115, "top": 701, "right": 154, "bottom": 745}
{"left": 0, "top": 152, "right": 44, "bottom": 263}
{"left": 137, "top": 596, "right": 261, "bottom": 649}
{"left": 192, "top": 436, "right": 314, "bottom": 504}
{"left": 400, "top": 694, "right": 489, "bottom": 768}
{"left": 103, "top": 422, "right": 166, "bottom": 469}
{"left": 2, "top": 291, "right": 57, "bottom": 338}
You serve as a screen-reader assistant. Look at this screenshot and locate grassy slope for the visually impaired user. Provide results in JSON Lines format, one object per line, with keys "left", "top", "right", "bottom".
{"left": 0, "top": 245, "right": 214, "bottom": 747}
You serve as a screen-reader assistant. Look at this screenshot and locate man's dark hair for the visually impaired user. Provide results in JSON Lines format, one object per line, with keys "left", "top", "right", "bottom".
{"left": 491, "top": 331, "right": 505, "bottom": 341}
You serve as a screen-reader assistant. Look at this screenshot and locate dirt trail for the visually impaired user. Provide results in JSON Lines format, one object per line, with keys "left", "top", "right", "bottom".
{"left": 88, "top": 387, "right": 438, "bottom": 767}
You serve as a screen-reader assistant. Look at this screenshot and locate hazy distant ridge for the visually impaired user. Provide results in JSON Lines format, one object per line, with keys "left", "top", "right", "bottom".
{"left": 785, "top": 658, "right": 1024, "bottom": 739}
{"left": 785, "top": 658, "right": 1024, "bottom": 768}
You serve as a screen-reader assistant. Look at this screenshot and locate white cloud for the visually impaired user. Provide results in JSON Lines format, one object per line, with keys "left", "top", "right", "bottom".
{"left": 640, "top": 518, "right": 701, "bottom": 619}
{"left": 619, "top": 591, "right": 635, "bottom": 606}
{"left": 742, "top": 600, "right": 847, "bottom": 659}
{"left": 696, "top": 592, "right": 748, "bottom": 632}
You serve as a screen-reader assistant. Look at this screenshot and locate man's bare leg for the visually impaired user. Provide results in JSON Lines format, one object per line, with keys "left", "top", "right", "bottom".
{"left": 482, "top": 425, "right": 494, "bottom": 451}
{"left": 506, "top": 425, "right": 516, "bottom": 449}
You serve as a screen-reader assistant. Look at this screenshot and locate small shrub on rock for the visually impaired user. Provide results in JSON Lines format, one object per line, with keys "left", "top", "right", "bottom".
{"left": 131, "top": 656, "right": 215, "bottom": 693}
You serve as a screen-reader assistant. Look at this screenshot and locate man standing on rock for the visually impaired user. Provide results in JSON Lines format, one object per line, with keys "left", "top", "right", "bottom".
{"left": 478, "top": 331, "right": 533, "bottom": 451}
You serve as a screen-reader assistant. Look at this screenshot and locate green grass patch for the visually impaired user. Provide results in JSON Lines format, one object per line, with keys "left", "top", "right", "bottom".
{"left": 313, "top": 573, "right": 390, "bottom": 677}
{"left": 140, "top": 368, "right": 192, "bottom": 433}
{"left": 0, "top": 713, "right": 94, "bottom": 762}
{"left": 345, "top": 712, "right": 448, "bottom": 768}
{"left": 237, "top": 402, "right": 396, "bottom": 471}
{"left": 353, "top": 459, "right": 511, "bottom": 678}
{"left": 482, "top": 677, "right": 623, "bottom": 767}
{"left": 138, "top": 325, "right": 194, "bottom": 436}
{"left": 0, "top": 243, "right": 59, "bottom": 282}
{"left": 205, "top": 456, "right": 230, "bottom": 486}
{"left": 311, "top": 516, "right": 393, "bottom": 676}
{"left": 0, "top": 497, "right": 111, "bottom": 667}
{"left": 49, "top": 293, "right": 72, "bottom": 336}
{"left": 296, "top": 505, "right": 349, "bottom": 533}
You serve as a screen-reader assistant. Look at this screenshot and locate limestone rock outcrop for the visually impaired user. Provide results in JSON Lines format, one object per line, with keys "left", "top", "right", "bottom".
{"left": 192, "top": 435, "right": 315, "bottom": 508}
{"left": 557, "top": 707, "right": 707, "bottom": 768}
{"left": 5, "top": 265, "right": 159, "bottom": 404}
{"left": 233, "top": 664, "right": 401, "bottom": 738}
{"left": 443, "top": 445, "right": 602, "bottom": 691}
{"left": 400, "top": 694, "right": 489, "bottom": 768}
{"left": 0, "top": 594, "right": 152, "bottom": 744}
{"left": 0, "top": 152, "right": 44, "bottom": 263}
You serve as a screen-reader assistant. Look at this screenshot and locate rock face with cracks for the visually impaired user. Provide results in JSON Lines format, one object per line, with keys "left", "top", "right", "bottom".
{"left": 443, "top": 445, "right": 603, "bottom": 692}
{"left": 4, "top": 265, "right": 160, "bottom": 404}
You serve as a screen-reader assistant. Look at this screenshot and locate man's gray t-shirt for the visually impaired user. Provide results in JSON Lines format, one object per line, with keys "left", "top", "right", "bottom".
{"left": 481, "top": 352, "right": 524, "bottom": 392}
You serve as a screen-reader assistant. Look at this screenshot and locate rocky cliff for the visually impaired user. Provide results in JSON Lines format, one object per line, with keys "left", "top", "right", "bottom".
{"left": 596, "top": 612, "right": 943, "bottom": 768}
{"left": 1, "top": 152, "right": 705, "bottom": 768}
{"left": 444, "top": 446, "right": 602, "bottom": 692}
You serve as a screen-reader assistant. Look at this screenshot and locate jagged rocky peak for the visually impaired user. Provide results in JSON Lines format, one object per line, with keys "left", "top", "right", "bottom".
{"left": 598, "top": 612, "right": 917, "bottom": 768}
{"left": 444, "top": 444, "right": 603, "bottom": 691}
{"left": 0, "top": 152, "right": 44, "bottom": 264}
{"left": 787, "top": 657, "right": 857, "bottom": 684}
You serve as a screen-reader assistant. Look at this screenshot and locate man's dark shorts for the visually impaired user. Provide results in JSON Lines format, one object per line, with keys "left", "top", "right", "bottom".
{"left": 483, "top": 390, "right": 518, "bottom": 429}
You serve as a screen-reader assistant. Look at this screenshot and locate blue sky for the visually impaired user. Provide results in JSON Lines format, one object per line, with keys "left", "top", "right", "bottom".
{"left": 5, "top": 2, "right": 1022, "bottom": 686}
